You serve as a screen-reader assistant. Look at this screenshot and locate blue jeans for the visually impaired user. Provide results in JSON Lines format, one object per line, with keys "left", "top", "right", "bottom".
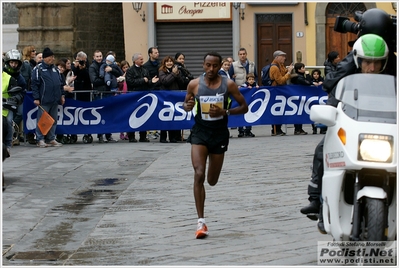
{"left": 35, "top": 103, "right": 59, "bottom": 142}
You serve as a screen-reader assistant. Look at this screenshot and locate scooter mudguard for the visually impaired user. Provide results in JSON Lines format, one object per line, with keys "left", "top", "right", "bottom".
{"left": 357, "top": 186, "right": 387, "bottom": 200}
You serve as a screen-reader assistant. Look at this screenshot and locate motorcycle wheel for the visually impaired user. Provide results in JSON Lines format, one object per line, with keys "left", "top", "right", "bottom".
{"left": 360, "top": 197, "right": 386, "bottom": 241}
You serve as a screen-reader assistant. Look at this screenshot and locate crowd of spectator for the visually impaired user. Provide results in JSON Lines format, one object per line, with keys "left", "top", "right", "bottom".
{"left": 3, "top": 45, "right": 333, "bottom": 148}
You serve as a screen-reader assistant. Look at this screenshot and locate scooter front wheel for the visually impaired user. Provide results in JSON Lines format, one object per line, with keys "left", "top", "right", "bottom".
{"left": 360, "top": 197, "right": 386, "bottom": 241}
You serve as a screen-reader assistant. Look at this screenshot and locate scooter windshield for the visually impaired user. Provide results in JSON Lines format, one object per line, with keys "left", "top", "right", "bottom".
{"left": 335, "top": 74, "right": 397, "bottom": 124}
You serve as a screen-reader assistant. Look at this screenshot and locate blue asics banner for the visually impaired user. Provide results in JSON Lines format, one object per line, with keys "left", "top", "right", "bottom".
{"left": 23, "top": 85, "right": 327, "bottom": 134}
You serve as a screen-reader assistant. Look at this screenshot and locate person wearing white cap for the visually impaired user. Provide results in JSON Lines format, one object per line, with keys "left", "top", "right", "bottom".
{"left": 269, "top": 50, "right": 295, "bottom": 136}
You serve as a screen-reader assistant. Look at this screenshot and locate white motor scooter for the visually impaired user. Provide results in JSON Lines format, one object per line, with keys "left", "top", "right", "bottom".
{"left": 310, "top": 73, "right": 396, "bottom": 241}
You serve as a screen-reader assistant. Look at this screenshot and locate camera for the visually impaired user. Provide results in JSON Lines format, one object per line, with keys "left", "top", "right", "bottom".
{"left": 333, "top": 8, "right": 396, "bottom": 52}
{"left": 78, "top": 60, "right": 85, "bottom": 66}
{"left": 333, "top": 11, "right": 363, "bottom": 34}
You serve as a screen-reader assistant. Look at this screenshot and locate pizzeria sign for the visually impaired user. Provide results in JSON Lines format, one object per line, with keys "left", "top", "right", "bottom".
{"left": 155, "top": 2, "right": 232, "bottom": 22}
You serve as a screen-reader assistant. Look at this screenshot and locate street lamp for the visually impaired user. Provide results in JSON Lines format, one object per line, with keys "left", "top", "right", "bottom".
{"left": 232, "top": 2, "right": 241, "bottom": 10}
{"left": 232, "top": 2, "right": 245, "bottom": 20}
{"left": 132, "top": 2, "right": 145, "bottom": 22}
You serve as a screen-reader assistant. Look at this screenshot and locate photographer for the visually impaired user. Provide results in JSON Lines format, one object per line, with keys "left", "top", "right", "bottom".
{"left": 71, "top": 51, "right": 92, "bottom": 102}
{"left": 324, "top": 8, "right": 396, "bottom": 103}
{"left": 174, "top": 52, "right": 194, "bottom": 91}
{"left": 300, "top": 8, "right": 396, "bottom": 234}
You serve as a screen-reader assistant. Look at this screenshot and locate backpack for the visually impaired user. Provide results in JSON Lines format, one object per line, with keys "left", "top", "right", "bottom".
{"left": 261, "top": 63, "right": 278, "bottom": 86}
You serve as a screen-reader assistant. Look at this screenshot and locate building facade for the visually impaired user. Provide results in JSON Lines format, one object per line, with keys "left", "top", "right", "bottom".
{"left": 12, "top": 2, "right": 396, "bottom": 79}
{"left": 15, "top": 2, "right": 126, "bottom": 60}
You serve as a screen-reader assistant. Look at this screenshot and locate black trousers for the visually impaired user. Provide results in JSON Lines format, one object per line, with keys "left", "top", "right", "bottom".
{"left": 307, "top": 136, "right": 324, "bottom": 202}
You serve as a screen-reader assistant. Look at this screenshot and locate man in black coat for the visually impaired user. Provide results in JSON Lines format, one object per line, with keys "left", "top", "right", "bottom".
{"left": 143, "top": 47, "right": 161, "bottom": 90}
{"left": 125, "top": 53, "right": 159, "bottom": 142}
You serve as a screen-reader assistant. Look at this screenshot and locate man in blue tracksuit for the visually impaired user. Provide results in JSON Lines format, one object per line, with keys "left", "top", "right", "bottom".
{"left": 31, "top": 47, "right": 65, "bottom": 148}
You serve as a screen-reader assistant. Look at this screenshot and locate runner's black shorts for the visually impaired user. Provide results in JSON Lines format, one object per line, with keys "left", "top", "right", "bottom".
{"left": 187, "top": 123, "right": 229, "bottom": 154}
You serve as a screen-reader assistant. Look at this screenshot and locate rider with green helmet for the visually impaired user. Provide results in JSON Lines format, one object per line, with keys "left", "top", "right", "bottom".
{"left": 353, "top": 33, "right": 389, "bottom": 73}
{"left": 300, "top": 31, "right": 392, "bottom": 235}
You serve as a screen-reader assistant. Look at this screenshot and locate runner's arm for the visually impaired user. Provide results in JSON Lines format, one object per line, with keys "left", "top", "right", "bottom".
{"left": 226, "top": 80, "right": 248, "bottom": 115}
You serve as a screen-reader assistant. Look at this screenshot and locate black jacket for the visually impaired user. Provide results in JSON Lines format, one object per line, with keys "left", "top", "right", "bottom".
{"left": 89, "top": 60, "right": 107, "bottom": 92}
{"left": 125, "top": 65, "right": 154, "bottom": 91}
{"left": 291, "top": 72, "right": 312, "bottom": 86}
{"left": 89, "top": 59, "right": 123, "bottom": 92}
{"left": 71, "top": 61, "right": 92, "bottom": 101}
{"left": 143, "top": 60, "right": 160, "bottom": 90}
{"left": 175, "top": 62, "right": 194, "bottom": 90}
{"left": 323, "top": 60, "right": 337, "bottom": 77}
{"left": 158, "top": 68, "right": 185, "bottom": 90}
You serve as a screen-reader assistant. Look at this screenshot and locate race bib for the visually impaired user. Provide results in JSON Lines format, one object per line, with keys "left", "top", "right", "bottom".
{"left": 199, "top": 95, "right": 224, "bottom": 121}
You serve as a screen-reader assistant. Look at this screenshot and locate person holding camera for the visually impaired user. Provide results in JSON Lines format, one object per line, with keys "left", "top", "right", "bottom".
{"left": 269, "top": 50, "right": 296, "bottom": 136}
{"left": 72, "top": 51, "right": 92, "bottom": 102}
{"left": 174, "top": 52, "right": 194, "bottom": 91}
{"left": 158, "top": 55, "right": 185, "bottom": 143}
{"left": 300, "top": 8, "right": 396, "bottom": 235}
{"left": 174, "top": 52, "right": 194, "bottom": 141}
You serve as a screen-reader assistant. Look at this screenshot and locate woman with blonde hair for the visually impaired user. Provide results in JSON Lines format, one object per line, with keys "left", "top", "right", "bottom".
{"left": 20, "top": 45, "right": 37, "bottom": 89}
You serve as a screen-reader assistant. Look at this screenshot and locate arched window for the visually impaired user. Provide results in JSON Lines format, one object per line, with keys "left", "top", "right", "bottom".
{"left": 326, "top": 3, "right": 367, "bottom": 17}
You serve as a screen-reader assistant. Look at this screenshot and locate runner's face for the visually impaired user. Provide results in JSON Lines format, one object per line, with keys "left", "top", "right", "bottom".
{"left": 203, "top": 55, "right": 221, "bottom": 79}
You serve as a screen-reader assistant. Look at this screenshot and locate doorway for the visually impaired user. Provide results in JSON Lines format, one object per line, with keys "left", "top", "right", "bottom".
{"left": 256, "top": 14, "right": 293, "bottom": 84}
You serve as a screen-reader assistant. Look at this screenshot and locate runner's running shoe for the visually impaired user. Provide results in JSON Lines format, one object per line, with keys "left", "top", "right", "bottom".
{"left": 195, "top": 222, "right": 209, "bottom": 239}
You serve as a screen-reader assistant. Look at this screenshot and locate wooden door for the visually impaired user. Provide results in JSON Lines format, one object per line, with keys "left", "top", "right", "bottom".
{"left": 326, "top": 17, "right": 358, "bottom": 59}
{"left": 257, "top": 14, "right": 292, "bottom": 85}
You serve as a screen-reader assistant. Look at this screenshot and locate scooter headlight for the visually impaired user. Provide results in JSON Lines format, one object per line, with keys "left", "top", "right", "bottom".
{"left": 358, "top": 134, "right": 393, "bottom": 163}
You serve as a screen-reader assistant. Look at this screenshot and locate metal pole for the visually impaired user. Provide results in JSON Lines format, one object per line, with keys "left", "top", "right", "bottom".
{"left": 147, "top": 3, "right": 155, "bottom": 46}
{"left": 232, "top": 7, "right": 240, "bottom": 59}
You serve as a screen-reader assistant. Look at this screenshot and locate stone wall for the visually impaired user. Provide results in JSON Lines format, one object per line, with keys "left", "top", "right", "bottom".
{"left": 16, "top": 3, "right": 125, "bottom": 61}
{"left": 2, "top": 2, "right": 18, "bottom": 24}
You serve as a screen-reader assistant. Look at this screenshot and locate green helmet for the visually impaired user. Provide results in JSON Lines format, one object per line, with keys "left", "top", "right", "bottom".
{"left": 353, "top": 34, "right": 389, "bottom": 72}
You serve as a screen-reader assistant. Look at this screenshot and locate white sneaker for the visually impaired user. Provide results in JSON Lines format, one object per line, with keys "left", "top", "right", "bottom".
{"left": 37, "top": 140, "right": 48, "bottom": 148}
{"left": 47, "top": 140, "right": 62, "bottom": 147}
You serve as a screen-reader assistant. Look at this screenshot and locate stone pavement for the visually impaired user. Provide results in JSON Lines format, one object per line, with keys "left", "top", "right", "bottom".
{"left": 2, "top": 124, "right": 329, "bottom": 266}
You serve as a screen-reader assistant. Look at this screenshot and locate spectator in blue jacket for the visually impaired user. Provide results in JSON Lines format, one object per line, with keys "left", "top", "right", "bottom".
{"left": 31, "top": 47, "right": 65, "bottom": 148}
